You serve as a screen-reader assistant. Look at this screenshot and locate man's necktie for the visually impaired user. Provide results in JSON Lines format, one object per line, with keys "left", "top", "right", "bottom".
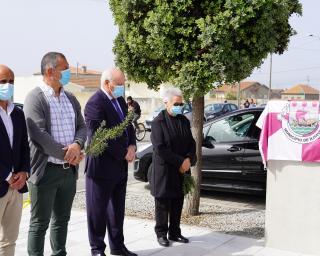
{"left": 111, "top": 98, "right": 124, "bottom": 121}
{"left": 111, "top": 98, "right": 129, "bottom": 141}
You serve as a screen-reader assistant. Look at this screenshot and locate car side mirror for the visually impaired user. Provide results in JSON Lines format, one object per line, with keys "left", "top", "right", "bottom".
{"left": 202, "top": 136, "right": 215, "bottom": 149}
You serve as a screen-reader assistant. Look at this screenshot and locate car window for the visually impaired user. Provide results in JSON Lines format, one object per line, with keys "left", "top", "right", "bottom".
{"left": 204, "top": 105, "right": 213, "bottom": 113}
{"left": 222, "top": 105, "right": 230, "bottom": 113}
{"left": 230, "top": 104, "right": 238, "bottom": 111}
{"left": 213, "top": 104, "right": 223, "bottom": 112}
{"left": 182, "top": 103, "right": 192, "bottom": 113}
{"left": 206, "top": 113, "right": 255, "bottom": 142}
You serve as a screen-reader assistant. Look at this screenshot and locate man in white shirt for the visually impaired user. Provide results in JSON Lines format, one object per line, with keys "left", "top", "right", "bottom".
{"left": 0, "top": 64, "right": 30, "bottom": 256}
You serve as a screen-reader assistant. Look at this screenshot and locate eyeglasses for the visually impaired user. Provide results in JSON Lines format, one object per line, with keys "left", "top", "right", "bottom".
{"left": 173, "top": 103, "right": 184, "bottom": 106}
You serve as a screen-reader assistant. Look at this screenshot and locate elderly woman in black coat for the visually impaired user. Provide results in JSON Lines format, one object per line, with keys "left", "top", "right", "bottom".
{"left": 149, "top": 87, "right": 196, "bottom": 247}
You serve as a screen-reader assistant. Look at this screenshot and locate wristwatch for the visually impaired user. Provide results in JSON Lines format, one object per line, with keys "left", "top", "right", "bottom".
{"left": 74, "top": 140, "right": 82, "bottom": 148}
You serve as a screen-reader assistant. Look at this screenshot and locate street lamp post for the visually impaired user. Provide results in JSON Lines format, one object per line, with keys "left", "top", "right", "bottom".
{"left": 237, "top": 81, "right": 240, "bottom": 107}
{"left": 309, "top": 34, "right": 320, "bottom": 100}
{"left": 268, "top": 53, "right": 273, "bottom": 100}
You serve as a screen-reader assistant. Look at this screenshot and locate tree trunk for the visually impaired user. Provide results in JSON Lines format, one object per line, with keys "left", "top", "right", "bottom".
{"left": 184, "top": 96, "right": 204, "bottom": 216}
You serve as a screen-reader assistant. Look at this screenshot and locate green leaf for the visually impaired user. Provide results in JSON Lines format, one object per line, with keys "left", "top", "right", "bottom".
{"left": 183, "top": 174, "right": 196, "bottom": 196}
{"left": 85, "top": 111, "right": 134, "bottom": 157}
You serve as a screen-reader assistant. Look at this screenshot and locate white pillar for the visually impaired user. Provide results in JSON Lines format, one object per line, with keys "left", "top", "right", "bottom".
{"left": 265, "top": 160, "right": 320, "bottom": 255}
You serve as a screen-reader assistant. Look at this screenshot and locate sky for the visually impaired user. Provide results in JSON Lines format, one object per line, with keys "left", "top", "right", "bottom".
{"left": 0, "top": 0, "right": 319, "bottom": 89}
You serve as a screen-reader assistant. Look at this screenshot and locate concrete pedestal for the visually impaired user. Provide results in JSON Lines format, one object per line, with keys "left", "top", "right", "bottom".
{"left": 266, "top": 160, "right": 320, "bottom": 255}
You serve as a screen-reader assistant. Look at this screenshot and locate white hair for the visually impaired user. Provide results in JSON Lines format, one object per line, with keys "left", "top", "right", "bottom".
{"left": 100, "top": 69, "right": 113, "bottom": 88}
{"left": 160, "top": 87, "right": 183, "bottom": 103}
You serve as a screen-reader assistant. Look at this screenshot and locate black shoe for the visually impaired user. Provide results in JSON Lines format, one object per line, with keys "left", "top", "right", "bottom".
{"left": 157, "top": 237, "right": 170, "bottom": 247}
{"left": 92, "top": 253, "right": 106, "bottom": 256}
{"left": 169, "top": 234, "right": 189, "bottom": 243}
{"left": 110, "top": 246, "right": 137, "bottom": 256}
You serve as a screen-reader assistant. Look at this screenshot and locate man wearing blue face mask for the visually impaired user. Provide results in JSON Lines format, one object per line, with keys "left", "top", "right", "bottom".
{"left": 23, "top": 52, "right": 87, "bottom": 256}
{"left": 84, "top": 68, "right": 137, "bottom": 256}
{"left": 0, "top": 65, "right": 30, "bottom": 256}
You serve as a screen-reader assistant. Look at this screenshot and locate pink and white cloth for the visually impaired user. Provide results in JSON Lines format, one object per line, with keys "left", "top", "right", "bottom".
{"left": 256, "top": 100, "right": 320, "bottom": 166}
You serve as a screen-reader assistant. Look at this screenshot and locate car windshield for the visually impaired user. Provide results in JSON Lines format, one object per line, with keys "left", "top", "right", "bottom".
{"left": 207, "top": 113, "right": 255, "bottom": 142}
{"left": 182, "top": 103, "right": 191, "bottom": 113}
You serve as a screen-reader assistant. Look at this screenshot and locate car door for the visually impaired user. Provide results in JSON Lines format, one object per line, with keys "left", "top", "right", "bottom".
{"left": 241, "top": 110, "right": 265, "bottom": 182}
{"left": 221, "top": 104, "right": 230, "bottom": 115}
{"left": 202, "top": 111, "right": 257, "bottom": 176}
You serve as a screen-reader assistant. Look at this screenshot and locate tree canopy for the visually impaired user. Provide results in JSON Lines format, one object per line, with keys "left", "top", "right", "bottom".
{"left": 110, "top": 0, "right": 302, "bottom": 96}
{"left": 109, "top": 0, "right": 302, "bottom": 215}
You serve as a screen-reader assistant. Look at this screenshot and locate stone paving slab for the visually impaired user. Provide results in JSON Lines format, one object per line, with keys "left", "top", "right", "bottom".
{"left": 15, "top": 209, "right": 316, "bottom": 256}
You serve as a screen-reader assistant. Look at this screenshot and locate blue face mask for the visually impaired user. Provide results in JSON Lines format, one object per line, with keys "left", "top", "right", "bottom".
{"left": 171, "top": 105, "right": 183, "bottom": 116}
{"left": 59, "top": 69, "right": 71, "bottom": 86}
{"left": 113, "top": 85, "right": 125, "bottom": 98}
{"left": 0, "top": 83, "right": 14, "bottom": 101}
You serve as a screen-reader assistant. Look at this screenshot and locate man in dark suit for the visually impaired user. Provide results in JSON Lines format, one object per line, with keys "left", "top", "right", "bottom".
{"left": 85, "top": 68, "right": 137, "bottom": 256}
{"left": 0, "top": 64, "right": 30, "bottom": 256}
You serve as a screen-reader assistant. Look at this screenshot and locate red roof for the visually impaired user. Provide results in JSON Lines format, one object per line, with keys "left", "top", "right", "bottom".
{"left": 214, "top": 81, "right": 261, "bottom": 93}
{"left": 70, "top": 75, "right": 100, "bottom": 89}
{"left": 69, "top": 66, "right": 101, "bottom": 75}
{"left": 282, "top": 84, "right": 319, "bottom": 95}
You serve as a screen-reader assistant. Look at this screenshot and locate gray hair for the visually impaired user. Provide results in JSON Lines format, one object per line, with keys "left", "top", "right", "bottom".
{"left": 160, "top": 87, "right": 183, "bottom": 103}
{"left": 100, "top": 69, "right": 113, "bottom": 88}
{"left": 41, "top": 52, "right": 66, "bottom": 75}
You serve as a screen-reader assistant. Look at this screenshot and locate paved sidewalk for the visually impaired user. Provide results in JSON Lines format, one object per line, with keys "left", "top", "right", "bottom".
{"left": 16, "top": 209, "right": 314, "bottom": 256}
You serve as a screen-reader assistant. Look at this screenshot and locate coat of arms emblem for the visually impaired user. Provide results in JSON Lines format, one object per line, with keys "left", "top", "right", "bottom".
{"left": 279, "top": 101, "right": 320, "bottom": 144}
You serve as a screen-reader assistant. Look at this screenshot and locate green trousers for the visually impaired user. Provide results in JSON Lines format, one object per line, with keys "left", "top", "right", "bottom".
{"left": 27, "top": 163, "right": 76, "bottom": 256}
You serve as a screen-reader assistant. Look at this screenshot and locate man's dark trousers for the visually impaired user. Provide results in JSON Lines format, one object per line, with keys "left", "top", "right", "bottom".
{"left": 27, "top": 163, "right": 76, "bottom": 256}
{"left": 86, "top": 174, "right": 127, "bottom": 254}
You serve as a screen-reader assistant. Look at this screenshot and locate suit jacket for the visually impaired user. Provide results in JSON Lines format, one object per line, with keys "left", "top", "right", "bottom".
{"left": 0, "top": 106, "right": 30, "bottom": 197}
{"left": 84, "top": 89, "right": 136, "bottom": 180}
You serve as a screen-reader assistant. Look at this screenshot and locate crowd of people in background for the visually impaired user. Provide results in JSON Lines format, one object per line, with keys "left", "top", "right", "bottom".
{"left": 243, "top": 98, "right": 257, "bottom": 108}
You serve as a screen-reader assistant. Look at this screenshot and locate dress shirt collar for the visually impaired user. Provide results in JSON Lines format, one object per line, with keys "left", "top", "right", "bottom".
{"left": 40, "top": 80, "right": 65, "bottom": 96}
{"left": 101, "top": 87, "right": 114, "bottom": 101}
{"left": 0, "top": 101, "right": 14, "bottom": 116}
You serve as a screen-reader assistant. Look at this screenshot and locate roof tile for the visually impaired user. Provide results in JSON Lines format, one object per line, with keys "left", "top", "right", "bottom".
{"left": 282, "top": 84, "right": 319, "bottom": 95}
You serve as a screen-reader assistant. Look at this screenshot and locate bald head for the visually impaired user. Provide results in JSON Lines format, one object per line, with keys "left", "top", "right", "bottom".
{"left": 0, "top": 65, "right": 14, "bottom": 85}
